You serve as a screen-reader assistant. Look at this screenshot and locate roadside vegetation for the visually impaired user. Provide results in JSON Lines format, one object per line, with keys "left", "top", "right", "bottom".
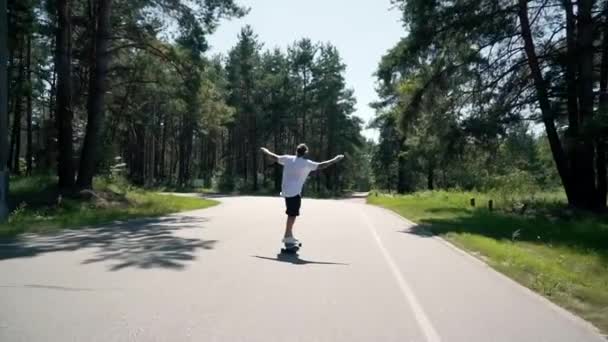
{"left": 369, "top": 190, "right": 608, "bottom": 333}
{"left": 0, "top": 175, "right": 217, "bottom": 238}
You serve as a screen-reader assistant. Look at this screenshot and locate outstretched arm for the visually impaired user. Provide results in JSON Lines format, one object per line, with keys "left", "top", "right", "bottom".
{"left": 316, "top": 154, "right": 344, "bottom": 170}
{"left": 260, "top": 147, "right": 280, "bottom": 162}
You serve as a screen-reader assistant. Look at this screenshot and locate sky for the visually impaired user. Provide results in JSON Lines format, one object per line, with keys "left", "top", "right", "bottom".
{"left": 207, "top": 0, "right": 405, "bottom": 141}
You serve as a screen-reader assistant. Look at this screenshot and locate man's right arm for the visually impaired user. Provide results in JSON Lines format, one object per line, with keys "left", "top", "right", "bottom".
{"left": 260, "top": 147, "right": 280, "bottom": 163}
{"left": 316, "top": 155, "right": 344, "bottom": 170}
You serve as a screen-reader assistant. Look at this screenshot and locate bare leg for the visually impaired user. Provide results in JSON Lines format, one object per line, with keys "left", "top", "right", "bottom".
{"left": 284, "top": 216, "right": 296, "bottom": 238}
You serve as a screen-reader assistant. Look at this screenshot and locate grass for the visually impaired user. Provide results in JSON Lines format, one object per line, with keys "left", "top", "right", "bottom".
{"left": 368, "top": 190, "right": 608, "bottom": 334}
{"left": 0, "top": 175, "right": 218, "bottom": 238}
{"left": 152, "top": 184, "right": 216, "bottom": 194}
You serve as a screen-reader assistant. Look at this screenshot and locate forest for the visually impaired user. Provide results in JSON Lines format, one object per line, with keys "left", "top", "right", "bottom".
{"left": 373, "top": 0, "right": 608, "bottom": 212}
{"left": 2, "top": 0, "right": 608, "bottom": 217}
{"left": 1, "top": 0, "right": 369, "bottom": 217}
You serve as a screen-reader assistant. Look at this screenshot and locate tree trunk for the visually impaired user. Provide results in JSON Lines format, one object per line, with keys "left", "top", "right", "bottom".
{"left": 209, "top": 139, "right": 216, "bottom": 186}
{"left": 569, "top": 0, "right": 600, "bottom": 209}
{"left": 251, "top": 112, "right": 258, "bottom": 191}
{"left": 6, "top": 21, "right": 13, "bottom": 121}
{"left": 596, "top": 12, "right": 608, "bottom": 208}
{"left": 198, "top": 135, "right": 204, "bottom": 179}
{"left": 427, "top": 164, "right": 434, "bottom": 190}
{"left": 159, "top": 116, "right": 166, "bottom": 179}
{"left": 172, "top": 140, "right": 178, "bottom": 182}
{"left": 168, "top": 138, "right": 175, "bottom": 181}
{"left": 397, "top": 155, "right": 407, "bottom": 193}
{"left": 261, "top": 146, "right": 266, "bottom": 187}
{"left": 577, "top": 0, "right": 594, "bottom": 125}
{"left": 25, "top": 34, "right": 32, "bottom": 175}
{"left": 178, "top": 114, "right": 193, "bottom": 186}
{"left": 44, "top": 63, "right": 57, "bottom": 169}
{"left": 10, "top": 41, "right": 24, "bottom": 175}
{"left": 563, "top": 0, "right": 579, "bottom": 132}
{"left": 396, "top": 136, "right": 407, "bottom": 193}
{"left": 77, "top": 0, "right": 113, "bottom": 189}
{"left": 562, "top": 0, "right": 590, "bottom": 208}
{"left": 151, "top": 110, "right": 159, "bottom": 182}
{"left": 0, "top": 0, "right": 10, "bottom": 220}
{"left": 7, "top": 89, "right": 14, "bottom": 170}
{"left": 597, "top": 142, "right": 606, "bottom": 208}
{"left": 129, "top": 124, "right": 145, "bottom": 185}
{"left": 55, "top": 0, "right": 75, "bottom": 190}
{"left": 142, "top": 128, "right": 147, "bottom": 183}
{"left": 518, "top": 0, "right": 572, "bottom": 203}
{"left": 241, "top": 133, "right": 247, "bottom": 183}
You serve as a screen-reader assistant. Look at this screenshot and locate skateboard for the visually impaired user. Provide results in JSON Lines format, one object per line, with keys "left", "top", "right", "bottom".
{"left": 281, "top": 242, "right": 302, "bottom": 254}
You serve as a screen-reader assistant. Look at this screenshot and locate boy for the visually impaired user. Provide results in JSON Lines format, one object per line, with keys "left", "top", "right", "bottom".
{"left": 260, "top": 144, "right": 344, "bottom": 245}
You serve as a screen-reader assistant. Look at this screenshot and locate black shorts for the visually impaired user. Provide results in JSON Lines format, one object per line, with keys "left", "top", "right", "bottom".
{"left": 284, "top": 195, "right": 302, "bottom": 217}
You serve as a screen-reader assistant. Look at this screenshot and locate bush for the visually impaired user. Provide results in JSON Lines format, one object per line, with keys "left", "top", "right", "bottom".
{"left": 485, "top": 170, "right": 541, "bottom": 206}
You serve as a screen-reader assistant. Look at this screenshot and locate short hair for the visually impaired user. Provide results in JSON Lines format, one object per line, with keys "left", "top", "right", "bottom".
{"left": 296, "top": 143, "right": 308, "bottom": 157}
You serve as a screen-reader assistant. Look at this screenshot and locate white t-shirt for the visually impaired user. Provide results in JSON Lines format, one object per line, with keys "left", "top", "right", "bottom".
{"left": 278, "top": 155, "right": 319, "bottom": 197}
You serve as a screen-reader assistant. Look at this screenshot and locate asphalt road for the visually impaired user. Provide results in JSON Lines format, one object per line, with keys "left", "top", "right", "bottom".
{"left": 0, "top": 196, "right": 605, "bottom": 342}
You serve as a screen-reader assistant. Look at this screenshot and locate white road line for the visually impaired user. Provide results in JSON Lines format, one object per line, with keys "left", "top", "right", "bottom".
{"left": 371, "top": 204, "right": 606, "bottom": 340}
{"left": 361, "top": 209, "right": 442, "bottom": 342}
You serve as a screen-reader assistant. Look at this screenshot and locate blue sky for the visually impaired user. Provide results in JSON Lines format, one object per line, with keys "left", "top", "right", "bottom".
{"left": 207, "top": 0, "right": 405, "bottom": 141}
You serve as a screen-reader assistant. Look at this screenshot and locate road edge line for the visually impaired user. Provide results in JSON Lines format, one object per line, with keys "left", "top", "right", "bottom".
{"left": 368, "top": 204, "right": 607, "bottom": 340}
{"left": 360, "top": 209, "right": 442, "bottom": 342}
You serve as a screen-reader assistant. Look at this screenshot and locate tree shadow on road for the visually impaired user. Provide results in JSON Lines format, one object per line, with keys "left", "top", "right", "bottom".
{"left": 398, "top": 224, "right": 436, "bottom": 238}
{"left": 0, "top": 215, "right": 217, "bottom": 271}
{"left": 252, "top": 254, "right": 348, "bottom": 266}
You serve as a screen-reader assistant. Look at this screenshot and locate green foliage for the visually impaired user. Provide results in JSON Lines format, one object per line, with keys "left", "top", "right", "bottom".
{"left": 221, "top": 30, "right": 364, "bottom": 194}
{"left": 370, "top": 116, "right": 554, "bottom": 194}
{"left": 369, "top": 191, "right": 608, "bottom": 333}
{"left": 0, "top": 176, "right": 217, "bottom": 238}
{"left": 485, "top": 170, "right": 541, "bottom": 205}
{"left": 7, "top": 0, "right": 370, "bottom": 197}
{"left": 375, "top": 0, "right": 608, "bottom": 210}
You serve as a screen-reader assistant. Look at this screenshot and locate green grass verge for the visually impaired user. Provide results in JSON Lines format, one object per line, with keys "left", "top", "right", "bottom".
{"left": 0, "top": 175, "right": 218, "bottom": 238}
{"left": 368, "top": 190, "right": 608, "bottom": 334}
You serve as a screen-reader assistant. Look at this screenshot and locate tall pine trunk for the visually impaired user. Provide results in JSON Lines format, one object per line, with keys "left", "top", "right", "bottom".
{"left": 427, "top": 164, "right": 435, "bottom": 190}
{"left": 250, "top": 111, "right": 258, "bottom": 191}
{"left": 10, "top": 41, "right": 23, "bottom": 175}
{"left": 77, "top": 0, "right": 113, "bottom": 189}
{"left": 396, "top": 137, "right": 407, "bottom": 193}
{"left": 55, "top": 0, "right": 75, "bottom": 190}
{"left": 25, "top": 34, "right": 32, "bottom": 175}
{"left": 178, "top": 116, "right": 193, "bottom": 187}
{"left": 171, "top": 140, "right": 178, "bottom": 182}
{"left": 519, "top": 0, "right": 605, "bottom": 210}
{"left": 44, "top": 62, "right": 57, "bottom": 169}
{"left": 0, "top": 0, "right": 10, "bottom": 220}
{"left": 563, "top": 0, "right": 579, "bottom": 132}
{"left": 518, "top": 0, "right": 571, "bottom": 202}
{"left": 570, "top": 0, "right": 599, "bottom": 209}
{"left": 159, "top": 115, "right": 166, "bottom": 179}
{"left": 596, "top": 10, "right": 608, "bottom": 208}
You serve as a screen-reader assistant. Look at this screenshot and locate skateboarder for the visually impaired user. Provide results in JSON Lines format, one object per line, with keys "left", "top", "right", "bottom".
{"left": 261, "top": 144, "right": 344, "bottom": 246}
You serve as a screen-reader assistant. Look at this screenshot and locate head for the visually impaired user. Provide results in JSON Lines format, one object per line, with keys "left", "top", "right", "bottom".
{"left": 296, "top": 143, "right": 308, "bottom": 157}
